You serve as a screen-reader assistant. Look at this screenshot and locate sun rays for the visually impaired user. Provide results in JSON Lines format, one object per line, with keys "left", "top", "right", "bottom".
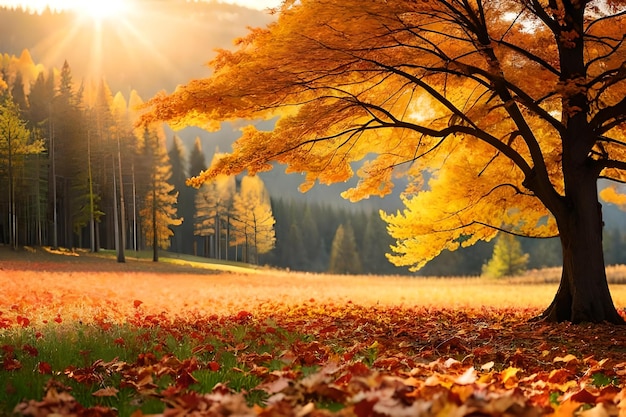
{"left": 3, "top": 0, "right": 182, "bottom": 95}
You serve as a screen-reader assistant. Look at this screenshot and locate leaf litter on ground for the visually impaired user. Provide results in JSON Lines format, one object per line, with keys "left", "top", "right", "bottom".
{"left": 1, "top": 256, "right": 626, "bottom": 416}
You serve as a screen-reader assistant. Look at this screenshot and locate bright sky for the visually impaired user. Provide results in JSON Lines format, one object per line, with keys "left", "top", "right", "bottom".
{"left": 216, "top": 0, "right": 282, "bottom": 10}
{"left": 0, "top": 0, "right": 281, "bottom": 95}
{"left": 0, "top": 0, "right": 282, "bottom": 14}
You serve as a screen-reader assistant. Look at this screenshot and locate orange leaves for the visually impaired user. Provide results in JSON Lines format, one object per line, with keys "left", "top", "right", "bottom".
{"left": 92, "top": 387, "right": 119, "bottom": 398}
{"left": 13, "top": 387, "right": 117, "bottom": 417}
{"left": 4, "top": 262, "right": 626, "bottom": 415}
{"left": 138, "top": 0, "right": 626, "bottom": 278}
{"left": 4, "top": 300, "right": 626, "bottom": 416}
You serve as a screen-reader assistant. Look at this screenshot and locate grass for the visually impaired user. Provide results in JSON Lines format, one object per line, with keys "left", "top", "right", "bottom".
{"left": 3, "top": 247, "right": 626, "bottom": 415}
{"left": 94, "top": 248, "right": 266, "bottom": 274}
{"left": 0, "top": 319, "right": 303, "bottom": 414}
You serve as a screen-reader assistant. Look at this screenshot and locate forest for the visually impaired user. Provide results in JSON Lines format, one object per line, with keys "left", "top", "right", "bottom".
{"left": 3, "top": 49, "right": 626, "bottom": 276}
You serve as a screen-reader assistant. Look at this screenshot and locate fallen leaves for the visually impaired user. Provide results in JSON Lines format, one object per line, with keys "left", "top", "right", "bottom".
{"left": 3, "top": 303, "right": 626, "bottom": 416}
{"left": 14, "top": 387, "right": 118, "bottom": 417}
{"left": 1, "top": 262, "right": 626, "bottom": 415}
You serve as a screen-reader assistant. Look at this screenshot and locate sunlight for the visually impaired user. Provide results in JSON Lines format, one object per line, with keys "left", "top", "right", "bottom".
{"left": 0, "top": 0, "right": 128, "bottom": 16}
{"left": 74, "top": 0, "right": 128, "bottom": 22}
{"left": 212, "top": 0, "right": 282, "bottom": 10}
{"left": 6, "top": 0, "right": 180, "bottom": 90}
{"left": 1, "top": 0, "right": 283, "bottom": 13}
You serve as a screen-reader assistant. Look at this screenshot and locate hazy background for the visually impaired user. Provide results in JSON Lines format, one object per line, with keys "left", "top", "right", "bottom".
{"left": 0, "top": 0, "right": 406, "bottom": 210}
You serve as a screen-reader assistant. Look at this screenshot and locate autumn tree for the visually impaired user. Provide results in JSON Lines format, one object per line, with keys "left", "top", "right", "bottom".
{"left": 145, "top": 1, "right": 626, "bottom": 323}
{"left": 194, "top": 156, "right": 236, "bottom": 259}
{"left": 0, "top": 95, "right": 44, "bottom": 249}
{"left": 482, "top": 233, "right": 529, "bottom": 278}
{"left": 137, "top": 125, "right": 182, "bottom": 262}
{"left": 230, "top": 175, "right": 276, "bottom": 264}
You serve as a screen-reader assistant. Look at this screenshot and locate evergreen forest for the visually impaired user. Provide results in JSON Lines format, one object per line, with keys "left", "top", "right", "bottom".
{"left": 3, "top": 50, "right": 626, "bottom": 275}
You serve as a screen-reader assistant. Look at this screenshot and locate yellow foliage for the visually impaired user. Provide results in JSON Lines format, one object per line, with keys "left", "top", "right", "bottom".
{"left": 599, "top": 186, "right": 626, "bottom": 208}
{"left": 143, "top": 0, "right": 626, "bottom": 271}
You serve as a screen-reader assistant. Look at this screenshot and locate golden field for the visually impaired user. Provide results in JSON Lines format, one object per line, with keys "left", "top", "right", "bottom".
{"left": 2, "top": 247, "right": 626, "bottom": 326}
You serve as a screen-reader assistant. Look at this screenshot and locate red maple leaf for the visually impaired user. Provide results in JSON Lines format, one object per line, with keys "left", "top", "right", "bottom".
{"left": 38, "top": 361, "right": 52, "bottom": 374}
{"left": 16, "top": 316, "right": 30, "bottom": 327}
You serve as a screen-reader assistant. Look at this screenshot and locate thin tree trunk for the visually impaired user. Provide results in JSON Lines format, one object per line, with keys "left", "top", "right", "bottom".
{"left": 88, "top": 130, "right": 96, "bottom": 253}
{"left": 113, "top": 156, "right": 121, "bottom": 260}
{"left": 116, "top": 135, "right": 126, "bottom": 263}
{"left": 132, "top": 161, "right": 138, "bottom": 252}
{"left": 152, "top": 181, "right": 158, "bottom": 262}
{"left": 50, "top": 105, "right": 58, "bottom": 249}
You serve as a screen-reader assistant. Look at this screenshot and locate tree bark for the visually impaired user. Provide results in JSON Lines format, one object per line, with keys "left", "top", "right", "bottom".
{"left": 538, "top": 174, "right": 624, "bottom": 324}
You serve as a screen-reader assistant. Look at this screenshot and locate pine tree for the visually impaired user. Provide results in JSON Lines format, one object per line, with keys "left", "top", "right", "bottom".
{"left": 167, "top": 135, "right": 193, "bottom": 254}
{"left": 52, "top": 60, "right": 88, "bottom": 249}
{"left": 482, "top": 234, "right": 529, "bottom": 278}
{"left": 328, "top": 223, "right": 362, "bottom": 275}
{"left": 300, "top": 204, "right": 321, "bottom": 270}
{"left": 138, "top": 125, "right": 182, "bottom": 261}
{"left": 186, "top": 137, "right": 207, "bottom": 256}
{"left": 188, "top": 137, "right": 207, "bottom": 177}
{"left": 361, "top": 211, "right": 396, "bottom": 275}
{"left": 194, "top": 152, "right": 236, "bottom": 259}
{"left": 9, "top": 71, "right": 27, "bottom": 117}
{"left": 194, "top": 175, "right": 236, "bottom": 259}
{"left": 91, "top": 79, "right": 119, "bottom": 251}
{"left": 286, "top": 222, "right": 307, "bottom": 271}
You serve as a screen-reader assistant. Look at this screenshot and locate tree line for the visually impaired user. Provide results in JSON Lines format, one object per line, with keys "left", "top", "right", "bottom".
{"left": 3, "top": 49, "right": 625, "bottom": 276}
{"left": 0, "top": 51, "right": 277, "bottom": 262}
{"left": 0, "top": 52, "right": 182, "bottom": 259}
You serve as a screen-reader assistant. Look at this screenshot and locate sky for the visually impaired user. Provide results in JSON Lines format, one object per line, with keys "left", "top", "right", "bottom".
{"left": 0, "top": 0, "right": 283, "bottom": 13}
{"left": 0, "top": 0, "right": 278, "bottom": 96}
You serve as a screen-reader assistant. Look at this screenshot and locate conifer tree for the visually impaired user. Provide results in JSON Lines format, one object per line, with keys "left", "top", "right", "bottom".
{"left": 482, "top": 234, "right": 529, "bottom": 279}
{"left": 188, "top": 137, "right": 207, "bottom": 177}
{"left": 187, "top": 137, "right": 208, "bottom": 256}
{"left": 26, "top": 69, "right": 55, "bottom": 128}
{"left": 10, "top": 71, "right": 27, "bottom": 116}
{"left": 194, "top": 152, "right": 236, "bottom": 259}
{"left": 328, "top": 223, "right": 362, "bottom": 275}
{"left": 194, "top": 176, "right": 236, "bottom": 259}
{"left": 52, "top": 60, "right": 89, "bottom": 248}
{"left": 362, "top": 211, "right": 396, "bottom": 275}
{"left": 300, "top": 204, "right": 321, "bottom": 270}
{"left": 138, "top": 125, "right": 182, "bottom": 261}
{"left": 194, "top": 182, "right": 216, "bottom": 257}
{"left": 110, "top": 91, "right": 142, "bottom": 261}
{"left": 167, "top": 135, "right": 192, "bottom": 253}
{"left": 90, "top": 79, "right": 120, "bottom": 251}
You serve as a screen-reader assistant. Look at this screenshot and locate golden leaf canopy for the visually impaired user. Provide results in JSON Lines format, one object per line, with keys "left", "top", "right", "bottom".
{"left": 144, "top": 0, "right": 626, "bottom": 270}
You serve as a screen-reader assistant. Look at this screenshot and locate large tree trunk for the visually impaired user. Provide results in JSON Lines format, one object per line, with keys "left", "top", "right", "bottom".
{"left": 539, "top": 175, "right": 624, "bottom": 324}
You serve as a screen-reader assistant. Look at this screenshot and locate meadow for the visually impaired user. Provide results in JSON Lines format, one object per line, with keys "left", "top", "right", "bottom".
{"left": 1, "top": 247, "right": 626, "bottom": 416}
